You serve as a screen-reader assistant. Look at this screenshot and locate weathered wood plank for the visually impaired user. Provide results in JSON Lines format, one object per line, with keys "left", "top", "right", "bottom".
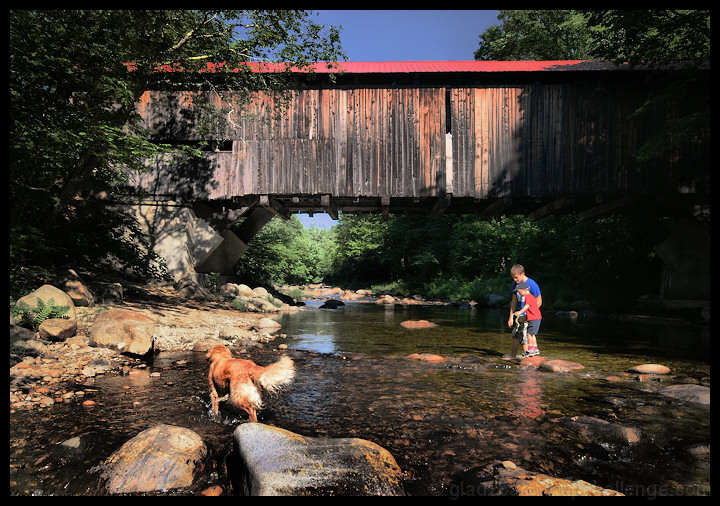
{"left": 132, "top": 77, "right": 707, "bottom": 203}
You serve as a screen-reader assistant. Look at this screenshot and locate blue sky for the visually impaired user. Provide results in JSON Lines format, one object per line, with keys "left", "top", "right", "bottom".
{"left": 296, "top": 10, "right": 501, "bottom": 228}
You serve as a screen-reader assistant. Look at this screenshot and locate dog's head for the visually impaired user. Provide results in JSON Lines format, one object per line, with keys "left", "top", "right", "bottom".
{"left": 206, "top": 345, "right": 233, "bottom": 362}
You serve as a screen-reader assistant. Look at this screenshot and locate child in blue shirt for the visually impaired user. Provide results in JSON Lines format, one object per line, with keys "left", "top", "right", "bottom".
{"left": 507, "top": 264, "right": 542, "bottom": 358}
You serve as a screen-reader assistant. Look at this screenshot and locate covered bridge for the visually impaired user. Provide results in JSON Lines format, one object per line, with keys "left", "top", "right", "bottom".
{"left": 125, "top": 60, "right": 709, "bottom": 301}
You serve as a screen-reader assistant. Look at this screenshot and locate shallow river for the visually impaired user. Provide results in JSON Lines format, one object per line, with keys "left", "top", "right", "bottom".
{"left": 9, "top": 301, "right": 710, "bottom": 496}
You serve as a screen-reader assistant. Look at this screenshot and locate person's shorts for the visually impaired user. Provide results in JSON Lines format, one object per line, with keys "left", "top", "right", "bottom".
{"left": 511, "top": 315, "right": 528, "bottom": 344}
{"left": 526, "top": 319, "right": 541, "bottom": 336}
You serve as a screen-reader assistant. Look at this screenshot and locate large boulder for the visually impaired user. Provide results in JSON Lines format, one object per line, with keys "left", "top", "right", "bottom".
{"left": 89, "top": 309, "right": 155, "bottom": 355}
{"left": 15, "top": 284, "right": 77, "bottom": 322}
{"left": 99, "top": 424, "right": 207, "bottom": 494}
{"left": 232, "top": 423, "right": 405, "bottom": 496}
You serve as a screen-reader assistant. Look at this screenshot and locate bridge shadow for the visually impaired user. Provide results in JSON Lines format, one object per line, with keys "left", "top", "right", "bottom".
{"left": 135, "top": 92, "right": 222, "bottom": 201}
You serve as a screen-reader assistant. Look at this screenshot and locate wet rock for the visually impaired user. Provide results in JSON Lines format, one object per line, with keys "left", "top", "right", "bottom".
{"left": 658, "top": 384, "right": 710, "bottom": 409}
{"left": 519, "top": 355, "right": 547, "bottom": 367}
{"left": 400, "top": 320, "right": 437, "bottom": 329}
{"left": 406, "top": 353, "right": 446, "bottom": 363}
{"left": 60, "top": 431, "right": 105, "bottom": 462}
{"left": 88, "top": 309, "right": 155, "bottom": 355}
{"left": 99, "top": 424, "right": 207, "bottom": 494}
{"left": 627, "top": 364, "right": 671, "bottom": 375}
{"left": 458, "top": 460, "right": 624, "bottom": 496}
{"left": 81, "top": 357, "right": 114, "bottom": 377}
{"left": 232, "top": 423, "right": 405, "bottom": 496}
{"left": 564, "top": 415, "right": 643, "bottom": 445}
{"left": 686, "top": 443, "right": 710, "bottom": 462}
{"left": 539, "top": 359, "right": 584, "bottom": 373}
{"left": 38, "top": 318, "right": 77, "bottom": 342}
{"left": 377, "top": 295, "right": 396, "bottom": 304}
{"left": 320, "top": 299, "right": 345, "bottom": 309}
{"left": 201, "top": 485, "right": 223, "bottom": 496}
{"left": 255, "top": 317, "right": 281, "bottom": 331}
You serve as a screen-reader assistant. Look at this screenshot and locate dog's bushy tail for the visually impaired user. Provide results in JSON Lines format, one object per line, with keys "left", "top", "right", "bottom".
{"left": 257, "top": 355, "right": 295, "bottom": 394}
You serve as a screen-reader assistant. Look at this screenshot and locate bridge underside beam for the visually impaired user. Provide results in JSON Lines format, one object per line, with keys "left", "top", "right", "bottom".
{"left": 195, "top": 192, "right": 706, "bottom": 222}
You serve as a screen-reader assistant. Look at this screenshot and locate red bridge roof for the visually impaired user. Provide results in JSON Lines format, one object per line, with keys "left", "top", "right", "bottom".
{"left": 307, "top": 60, "right": 596, "bottom": 73}
{"left": 125, "top": 60, "right": 631, "bottom": 74}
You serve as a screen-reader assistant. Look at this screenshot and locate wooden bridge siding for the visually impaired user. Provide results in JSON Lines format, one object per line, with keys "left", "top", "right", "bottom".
{"left": 135, "top": 88, "right": 448, "bottom": 200}
{"left": 448, "top": 82, "right": 663, "bottom": 201}
{"left": 133, "top": 81, "right": 702, "bottom": 203}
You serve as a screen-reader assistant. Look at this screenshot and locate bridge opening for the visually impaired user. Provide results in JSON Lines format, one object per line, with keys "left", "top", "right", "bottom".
{"left": 297, "top": 212, "right": 339, "bottom": 230}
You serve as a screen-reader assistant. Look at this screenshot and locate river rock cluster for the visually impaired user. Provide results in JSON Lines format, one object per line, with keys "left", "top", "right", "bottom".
{"left": 9, "top": 275, "right": 293, "bottom": 412}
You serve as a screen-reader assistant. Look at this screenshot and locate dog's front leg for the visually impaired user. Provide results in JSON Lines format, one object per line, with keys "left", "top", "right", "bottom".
{"left": 208, "top": 379, "right": 221, "bottom": 420}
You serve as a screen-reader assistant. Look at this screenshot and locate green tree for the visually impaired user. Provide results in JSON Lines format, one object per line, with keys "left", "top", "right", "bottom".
{"left": 476, "top": 9, "right": 709, "bottom": 180}
{"left": 9, "top": 10, "right": 343, "bottom": 289}
{"left": 327, "top": 214, "right": 394, "bottom": 286}
{"left": 233, "top": 215, "right": 335, "bottom": 286}
{"left": 475, "top": 10, "right": 593, "bottom": 60}
{"left": 584, "top": 10, "right": 710, "bottom": 65}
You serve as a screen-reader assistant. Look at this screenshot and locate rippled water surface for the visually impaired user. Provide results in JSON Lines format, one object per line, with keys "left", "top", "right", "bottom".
{"left": 9, "top": 301, "right": 710, "bottom": 496}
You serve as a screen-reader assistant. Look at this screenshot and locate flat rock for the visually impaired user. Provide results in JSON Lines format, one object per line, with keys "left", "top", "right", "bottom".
{"left": 232, "top": 423, "right": 404, "bottom": 496}
{"left": 99, "top": 424, "right": 206, "bottom": 494}
{"left": 519, "top": 355, "right": 547, "bottom": 367}
{"left": 459, "top": 461, "right": 624, "bottom": 496}
{"left": 539, "top": 359, "right": 584, "bottom": 373}
{"left": 658, "top": 384, "right": 710, "bottom": 408}
{"left": 400, "top": 320, "right": 437, "bottom": 329}
{"left": 627, "top": 363, "right": 671, "bottom": 375}
{"left": 406, "top": 353, "right": 446, "bottom": 363}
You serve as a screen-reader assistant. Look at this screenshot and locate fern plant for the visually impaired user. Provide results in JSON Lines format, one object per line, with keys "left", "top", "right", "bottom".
{"left": 11, "top": 297, "right": 70, "bottom": 331}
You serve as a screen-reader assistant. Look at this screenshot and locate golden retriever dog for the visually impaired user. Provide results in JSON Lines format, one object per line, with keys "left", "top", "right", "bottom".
{"left": 206, "top": 345, "right": 295, "bottom": 422}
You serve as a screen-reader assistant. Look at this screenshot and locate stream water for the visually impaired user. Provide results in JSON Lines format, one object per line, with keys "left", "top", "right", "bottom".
{"left": 9, "top": 301, "right": 710, "bottom": 496}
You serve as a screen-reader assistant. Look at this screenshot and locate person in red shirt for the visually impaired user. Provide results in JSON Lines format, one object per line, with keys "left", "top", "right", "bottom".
{"left": 512, "top": 282, "right": 542, "bottom": 358}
